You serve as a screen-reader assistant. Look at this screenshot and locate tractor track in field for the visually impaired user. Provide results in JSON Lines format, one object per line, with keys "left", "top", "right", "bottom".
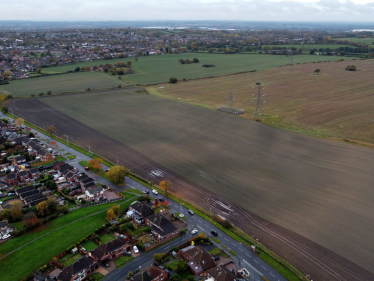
{"left": 8, "top": 96, "right": 374, "bottom": 281}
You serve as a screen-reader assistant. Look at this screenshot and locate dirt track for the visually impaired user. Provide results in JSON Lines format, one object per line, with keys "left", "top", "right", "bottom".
{"left": 9, "top": 95, "right": 374, "bottom": 281}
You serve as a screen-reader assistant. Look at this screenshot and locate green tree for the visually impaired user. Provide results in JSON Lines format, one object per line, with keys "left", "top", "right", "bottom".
{"left": 314, "top": 69, "right": 321, "bottom": 75}
{"left": 169, "top": 77, "right": 178, "bottom": 84}
{"left": 74, "top": 66, "right": 81, "bottom": 72}
{"left": 171, "top": 273, "right": 181, "bottom": 281}
{"left": 176, "top": 260, "right": 188, "bottom": 272}
{"left": 106, "top": 165, "right": 130, "bottom": 184}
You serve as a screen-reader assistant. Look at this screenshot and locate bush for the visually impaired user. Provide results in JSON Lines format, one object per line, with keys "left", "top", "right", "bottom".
{"left": 2, "top": 106, "right": 8, "bottom": 113}
{"left": 38, "top": 93, "right": 44, "bottom": 96}
{"left": 202, "top": 64, "right": 215, "bottom": 67}
{"left": 169, "top": 77, "right": 178, "bottom": 83}
{"left": 171, "top": 273, "right": 181, "bottom": 281}
{"left": 345, "top": 65, "right": 357, "bottom": 71}
{"left": 47, "top": 91, "right": 52, "bottom": 95}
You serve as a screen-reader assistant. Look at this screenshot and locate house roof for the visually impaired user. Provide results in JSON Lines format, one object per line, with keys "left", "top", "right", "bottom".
{"left": 58, "top": 256, "right": 95, "bottom": 281}
{"left": 29, "top": 168, "right": 40, "bottom": 174}
{"left": 85, "top": 186, "right": 103, "bottom": 196}
{"left": 90, "top": 238, "right": 126, "bottom": 260}
{"left": 21, "top": 189, "right": 39, "bottom": 199}
{"left": 81, "top": 178, "right": 94, "bottom": 184}
{"left": 207, "top": 266, "right": 237, "bottom": 281}
{"left": 131, "top": 266, "right": 165, "bottom": 281}
{"left": 147, "top": 213, "right": 178, "bottom": 237}
{"left": 15, "top": 155, "right": 26, "bottom": 162}
{"left": 29, "top": 197, "right": 46, "bottom": 207}
{"left": 6, "top": 173, "right": 17, "bottom": 180}
{"left": 0, "top": 220, "right": 9, "bottom": 229}
{"left": 24, "top": 194, "right": 44, "bottom": 204}
{"left": 17, "top": 185, "right": 35, "bottom": 194}
{"left": 83, "top": 181, "right": 96, "bottom": 189}
{"left": 182, "top": 245, "right": 216, "bottom": 271}
{"left": 131, "top": 201, "right": 154, "bottom": 218}
{"left": 18, "top": 170, "right": 29, "bottom": 177}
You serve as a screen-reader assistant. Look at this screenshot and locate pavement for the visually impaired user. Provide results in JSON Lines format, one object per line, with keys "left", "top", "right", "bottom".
{"left": 1, "top": 113, "right": 286, "bottom": 281}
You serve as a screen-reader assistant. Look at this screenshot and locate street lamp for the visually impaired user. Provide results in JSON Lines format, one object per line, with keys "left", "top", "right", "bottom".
{"left": 64, "top": 135, "right": 69, "bottom": 147}
{"left": 87, "top": 145, "right": 91, "bottom": 156}
{"left": 256, "top": 238, "right": 259, "bottom": 253}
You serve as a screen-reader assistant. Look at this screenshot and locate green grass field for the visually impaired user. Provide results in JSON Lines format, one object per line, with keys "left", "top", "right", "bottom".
{"left": 82, "top": 240, "right": 98, "bottom": 251}
{"left": 0, "top": 71, "right": 125, "bottom": 97}
{"left": 335, "top": 37, "right": 374, "bottom": 46}
{"left": 265, "top": 44, "right": 351, "bottom": 50}
{"left": 100, "top": 233, "right": 116, "bottom": 243}
{"left": 0, "top": 199, "right": 136, "bottom": 281}
{"left": 40, "top": 53, "right": 345, "bottom": 85}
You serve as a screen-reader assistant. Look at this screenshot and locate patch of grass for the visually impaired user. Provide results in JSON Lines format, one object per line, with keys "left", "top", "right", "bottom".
{"left": 119, "top": 191, "right": 140, "bottom": 202}
{"left": 31, "top": 160, "right": 56, "bottom": 167}
{"left": 211, "top": 237, "right": 220, "bottom": 244}
{"left": 0, "top": 72, "right": 125, "bottom": 97}
{"left": 55, "top": 155, "right": 67, "bottom": 161}
{"left": 126, "top": 188, "right": 144, "bottom": 195}
{"left": 100, "top": 234, "right": 116, "bottom": 243}
{"left": 115, "top": 256, "right": 133, "bottom": 268}
{"left": 0, "top": 199, "right": 136, "bottom": 281}
{"left": 174, "top": 213, "right": 187, "bottom": 221}
{"left": 220, "top": 252, "right": 229, "bottom": 258}
{"left": 209, "top": 248, "right": 221, "bottom": 255}
{"left": 63, "top": 253, "right": 83, "bottom": 266}
{"left": 166, "top": 259, "right": 179, "bottom": 270}
{"left": 133, "top": 226, "right": 151, "bottom": 236}
{"left": 228, "top": 250, "right": 237, "bottom": 256}
{"left": 67, "top": 155, "right": 76, "bottom": 160}
{"left": 81, "top": 240, "right": 98, "bottom": 251}
{"left": 91, "top": 272, "right": 105, "bottom": 281}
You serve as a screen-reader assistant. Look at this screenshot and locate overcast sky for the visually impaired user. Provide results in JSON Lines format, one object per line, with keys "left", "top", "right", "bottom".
{"left": 3, "top": 0, "right": 374, "bottom": 22}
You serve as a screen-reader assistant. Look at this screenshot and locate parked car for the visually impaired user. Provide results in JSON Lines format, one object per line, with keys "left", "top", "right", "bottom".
{"left": 152, "top": 189, "right": 158, "bottom": 195}
{"left": 124, "top": 251, "right": 132, "bottom": 257}
{"left": 191, "top": 229, "right": 198, "bottom": 235}
{"left": 143, "top": 190, "right": 149, "bottom": 194}
{"left": 84, "top": 167, "right": 89, "bottom": 171}
{"left": 211, "top": 230, "right": 218, "bottom": 236}
{"left": 104, "top": 262, "right": 110, "bottom": 268}
{"left": 133, "top": 246, "right": 139, "bottom": 254}
{"left": 188, "top": 210, "right": 194, "bottom": 215}
{"left": 8, "top": 193, "right": 15, "bottom": 196}
{"left": 213, "top": 256, "right": 220, "bottom": 261}
{"left": 159, "top": 198, "right": 164, "bottom": 202}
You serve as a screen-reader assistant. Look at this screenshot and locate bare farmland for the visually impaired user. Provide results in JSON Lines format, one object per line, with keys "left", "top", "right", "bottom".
{"left": 9, "top": 89, "right": 374, "bottom": 281}
{"left": 148, "top": 59, "right": 374, "bottom": 145}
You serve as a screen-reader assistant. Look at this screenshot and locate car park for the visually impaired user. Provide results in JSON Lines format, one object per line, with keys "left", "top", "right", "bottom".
{"left": 152, "top": 189, "right": 158, "bottom": 195}
{"left": 188, "top": 210, "right": 194, "bottom": 215}
{"left": 211, "top": 230, "right": 218, "bottom": 236}
{"left": 191, "top": 229, "right": 198, "bottom": 235}
{"left": 133, "top": 246, "right": 139, "bottom": 254}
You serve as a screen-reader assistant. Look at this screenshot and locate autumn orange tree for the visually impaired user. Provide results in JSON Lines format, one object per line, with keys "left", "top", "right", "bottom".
{"left": 106, "top": 165, "right": 130, "bottom": 184}
{"left": 106, "top": 209, "right": 116, "bottom": 222}
{"left": 15, "top": 118, "right": 24, "bottom": 128}
{"left": 159, "top": 180, "right": 172, "bottom": 196}
{"left": 23, "top": 212, "right": 41, "bottom": 229}
{"left": 46, "top": 125, "right": 56, "bottom": 135}
{"left": 10, "top": 203, "right": 23, "bottom": 221}
{"left": 89, "top": 158, "right": 103, "bottom": 170}
{"left": 36, "top": 201, "right": 49, "bottom": 217}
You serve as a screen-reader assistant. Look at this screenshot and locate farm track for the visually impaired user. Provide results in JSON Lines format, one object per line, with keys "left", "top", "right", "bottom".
{"left": 9, "top": 97, "right": 374, "bottom": 281}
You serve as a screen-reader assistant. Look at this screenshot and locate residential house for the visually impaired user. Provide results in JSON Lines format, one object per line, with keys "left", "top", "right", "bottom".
{"left": 82, "top": 181, "right": 95, "bottom": 191}
{"left": 19, "top": 189, "right": 39, "bottom": 200}
{"left": 5, "top": 173, "right": 18, "bottom": 186}
{"left": 16, "top": 185, "right": 35, "bottom": 196}
{"left": 28, "top": 167, "right": 41, "bottom": 179}
{"left": 181, "top": 245, "right": 216, "bottom": 275}
{"left": 64, "top": 171, "right": 77, "bottom": 182}
{"left": 58, "top": 256, "right": 98, "bottom": 281}
{"left": 22, "top": 139, "right": 54, "bottom": 162}
{"left": 130, "top": 266, "right": 169, "bottom": 281}
{"left": 0, "top": 220, "right": 9, "bottom": 232}
{"left": 204, "top": 266, "right": 237, "bottom": 281}
{"left": 89, "top": 238, "right": 127, "bottom": 261}
{"left": 13, "top": 155, "right": 27, "bottom": 167}
{"left": 128, "top": 201, "right": 154, "bottom": 224}
{"left": 17, "top": 170, "right": 30, "bottom": 182}
{"left": 145, "top": 213, "right": 179, "bottom": 241}
{"left": 85, "top": 186, "right": 104, "bottom": 202}
{"left": 33, "top": 271, "right": 53, "bottom": 281}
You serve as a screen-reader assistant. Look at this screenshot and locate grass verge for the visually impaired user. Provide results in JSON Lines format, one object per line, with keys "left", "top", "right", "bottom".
{"left": 228, "top": 249, "right": 237, "bottom": 256}
{"left": 115, "top": 256, "right": 133, "bottom": 268}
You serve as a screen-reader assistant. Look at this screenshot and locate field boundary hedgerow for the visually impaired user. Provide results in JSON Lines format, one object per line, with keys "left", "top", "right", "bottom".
{"left": 5, "top": 111, "right": 307, "bottom": 281}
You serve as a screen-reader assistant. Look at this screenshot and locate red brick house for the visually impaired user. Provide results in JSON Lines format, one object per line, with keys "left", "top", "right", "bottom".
{"left": 130, "top": 266, "right": 169, "bottom": 281}
{"left": 58, "top": 256, "right": 98, "bottom": 281}
{"left": 13, "top": 155, "right": 27, "bottom": 167}
{"left": 204, "top": 266, "right": 237, "bottom": 281}
{"left": 5, "top": 173, "right": 18, "bottom": 186}
{"left": 181, "top": 245, "right": 216, "bottom": 275}
{"left": 17, "top": 170, "right": 30, "bottom": 182}
{"left": 89, "top": 238, "right": 127, "bottom": 261}
{"left": 28, "top": 168, "right": 41, "bottom": 179}
{"left": 145, "top": 213, "right": 179, "bottom": 241}
{"left": 84, "top": 186, "right": 104, "bottom": 202}
{"left": 0, "top": 220, "right": 9, "bottom": 232}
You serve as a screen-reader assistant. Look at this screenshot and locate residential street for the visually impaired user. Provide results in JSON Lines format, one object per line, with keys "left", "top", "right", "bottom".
{"left": 2, "top": 113, "right": 286, "bottom": 281}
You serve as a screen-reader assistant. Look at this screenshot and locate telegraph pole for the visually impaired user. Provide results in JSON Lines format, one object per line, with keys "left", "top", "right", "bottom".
{"left": 289, "top": 51, "right": 294, "bottom": 72}
{"left": 254, "top": 70, "right": 263, "bottom": 116}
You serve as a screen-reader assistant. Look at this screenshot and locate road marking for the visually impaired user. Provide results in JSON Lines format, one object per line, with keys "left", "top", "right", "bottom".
{"left": 242, "top": 259, "right": 263, "bottom": 277}
{"left": 254, "top": 260, "right": 259, "bottom": 264}
{"left": 246, "top": 254, "right": 250, "bottom": 257}
{"left": 198, "top": 220, "right": 203, "bottom": 223}
{"left": 239, "top": 249, "right": 244, "bottom": 252}
{"left": 231, "top": 242, "right": 235, "bottom": 246}
{"left": 204, "top": 224, "right": 209, "bottom": 227}
{"left": 261, "top": 265, "right": 266, "bottom": 269}
{"left": 269, "top": 273, "right": 275, "bottom": 277}
{"left": 224, "top": 237, "right": 229, "bottom": 241}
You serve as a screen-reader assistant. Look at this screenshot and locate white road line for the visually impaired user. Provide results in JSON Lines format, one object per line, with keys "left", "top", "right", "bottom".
{"left": 239, "top": 249, "right": 244, "bottom": 252}
{"left": 246, "top": 254, "right": 250, "bottom": 257}
{"left": 198, "top": 220, "right": 203, "bottom": 223}
{"left": 269, "top": 273, "right": 275, "bottom": 277}
{"left": 224, "top": 237, "right": 229, "bottom": 241}
{"left": 261, "top": 265, "right": 266, "bottom": 270}
{"left": 242, "top": 259, "right": 263, "bottom": 277}
{"left": 254, "top": 260, "right": 259, "bottom": 264}
{"left": 231, "top": 242, "right": 235, "bottom": 246}
{"left": 204, "top": 224, "right": 209, "bottom": 227}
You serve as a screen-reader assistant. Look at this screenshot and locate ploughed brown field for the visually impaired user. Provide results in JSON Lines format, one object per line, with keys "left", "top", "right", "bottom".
{"left": 9, "top": 85, "right": 374, "bottom": 281}
{"left": 148, "top": 59, "right": 374, "bottom": 145}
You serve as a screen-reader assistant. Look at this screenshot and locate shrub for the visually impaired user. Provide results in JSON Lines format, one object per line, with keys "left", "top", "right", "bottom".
{"left": 86, "top": 88, "right": 91, "bottom": 91}
{"left": 202, "top": 64, "right": 215, "bottom": 67}
{"left": 38, "top": 93, "right": 44, "bottom": 96}
{"left": 345, "top": 65, "right": 357, "bottom": 71}
{"left": 47, "top": 91, "right": 52, "bottom": 95}
{"left": 2, "top": 106, "right": 8, "bottom": 113}
{"left": 169, "top": 77, "right": 178, "bottom": 83}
